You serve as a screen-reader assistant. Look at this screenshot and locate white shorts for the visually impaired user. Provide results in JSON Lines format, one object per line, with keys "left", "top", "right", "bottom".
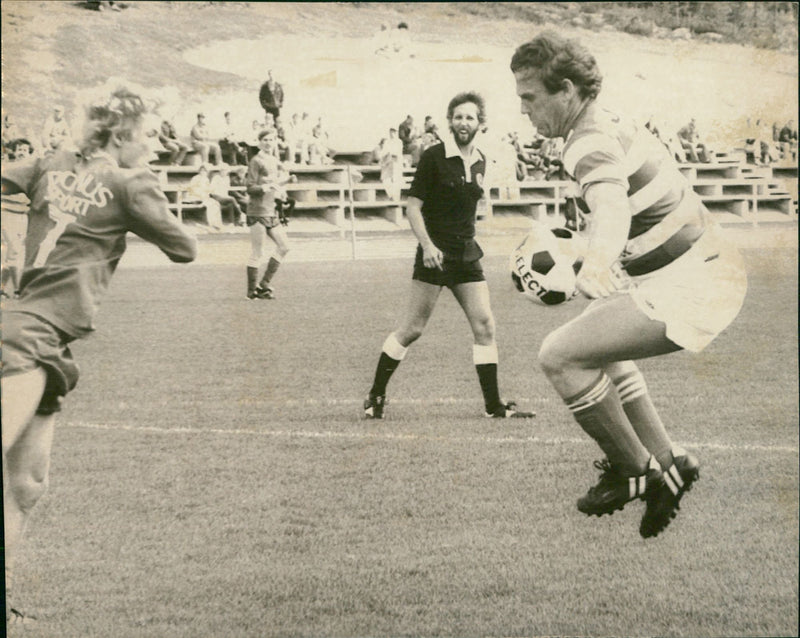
{"left": 626, "top": 225, "right": 747, "bottom": 352}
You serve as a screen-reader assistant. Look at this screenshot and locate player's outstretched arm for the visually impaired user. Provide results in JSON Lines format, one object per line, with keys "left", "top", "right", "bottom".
{"left": 126, "top": 170, "right": 197, "bottom": 263}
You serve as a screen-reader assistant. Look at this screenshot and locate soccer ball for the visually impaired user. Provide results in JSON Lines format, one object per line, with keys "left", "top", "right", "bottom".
{"left": 509, "top": 221, "right": 587, "bottom": 306}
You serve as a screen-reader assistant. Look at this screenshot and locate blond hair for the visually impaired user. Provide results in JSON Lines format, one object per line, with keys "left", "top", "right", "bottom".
{"left": 80, "top": 86, "right": 149, "bottom": 155}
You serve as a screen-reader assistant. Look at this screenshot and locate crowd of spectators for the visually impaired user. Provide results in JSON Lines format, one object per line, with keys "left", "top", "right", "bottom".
{"left": 744, "top": 117, "right": 797, "bottom": 165}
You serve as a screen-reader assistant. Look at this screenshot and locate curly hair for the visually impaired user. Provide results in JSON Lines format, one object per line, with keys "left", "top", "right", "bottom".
{"left": 446, "top": 91, "right": 486, "bottom": 125}
{"left": 510, "top": 31, "right": 603, "bottom": 100}
{"left": 80, "top": 87, "right": 148, "bottom": 155}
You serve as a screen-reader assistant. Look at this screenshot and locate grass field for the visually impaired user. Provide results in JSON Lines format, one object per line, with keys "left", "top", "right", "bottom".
{"left": 8, "top": 240, "right": 799, "bottom": 638}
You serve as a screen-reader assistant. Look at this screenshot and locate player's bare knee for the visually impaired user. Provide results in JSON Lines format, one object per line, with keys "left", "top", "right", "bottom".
{"left": 538, "top": 331, "right": 570, "bottom": 376}
{"left": 10, "top": 473, "right": 49, "bottom": 513}
{"left": 472, "top": 315, "right": 495, "bottom": 342}
{"left": 397, "top": 326, "right": 423, "bottom": 345}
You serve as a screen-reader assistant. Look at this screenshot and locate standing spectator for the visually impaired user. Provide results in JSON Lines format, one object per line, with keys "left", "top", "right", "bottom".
{"left": 218, "top": 111, "right": 248, "bottom": 166}
{"left": 190, "top": 113, "right": 222, "bottom": 166}
{"left": 398, "top": 114, "right": 418, "bottom": 156}
{"left": 158, "top": 118, "right": 189, "bottom": 166}
{"left": 259, "top": 69, "right": 285, "bottom": 119}
{"left": 362, "top": 91, "right": 535, "bottom": 421}
{"left": 2, "top": 84, "right": 196, "bottom": 624}
{"left": 379, "top": 127, "right": 404, "bottom": 201}
{"left": 778, "top": 119, "right": 797, "bottom": 161}
{"left": 510, "top": 31, "right": 747, "bottom": 538}
{"left": 244, "top": 129, "right": 295, "bottom": 300}
{"left": 41, "top": 105, "right": 73, "bottom": 155}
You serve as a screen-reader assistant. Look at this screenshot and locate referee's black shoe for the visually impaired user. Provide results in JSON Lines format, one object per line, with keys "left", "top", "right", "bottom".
{"left": 363, "top": 394, "right": 385, "bottom": 419}
{"left": 485, "top": 401, "right": 535, "bottom": 418}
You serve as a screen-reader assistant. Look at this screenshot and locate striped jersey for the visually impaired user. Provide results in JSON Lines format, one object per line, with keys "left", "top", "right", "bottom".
{"left": 561, "top": 104, "right": 710, "bottom": 260}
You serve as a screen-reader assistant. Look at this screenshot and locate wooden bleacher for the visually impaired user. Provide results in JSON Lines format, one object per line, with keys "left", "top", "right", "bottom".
{"left": 150, "top": 154, "right": 797, "bottom": 233}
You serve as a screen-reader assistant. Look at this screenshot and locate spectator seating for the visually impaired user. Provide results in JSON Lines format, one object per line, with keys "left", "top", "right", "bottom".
{"left": 151, "top": 154, "right": 797, "bottom": 233}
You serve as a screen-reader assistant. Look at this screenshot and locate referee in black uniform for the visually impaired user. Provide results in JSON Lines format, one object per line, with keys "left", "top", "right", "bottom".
{"left": 363, "top": 91, "right": 535, "bottom": 420}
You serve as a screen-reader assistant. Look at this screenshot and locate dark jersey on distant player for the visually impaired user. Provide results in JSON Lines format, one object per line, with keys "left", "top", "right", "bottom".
{"left": 408, "top": 137, "right": 486, "bottom": 254}
{"left": 2, "top": 149, "right": 196, "bottom": 338}
{"left": 561, "top": 103, "right": 711, "bottom": 263}
{"left": 245, "top": 151, "right": 280, "bottom": 219}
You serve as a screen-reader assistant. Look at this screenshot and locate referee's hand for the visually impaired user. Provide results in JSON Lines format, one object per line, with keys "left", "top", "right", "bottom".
{"left": 422, "top": 243, "right": 443, "bottom": 270}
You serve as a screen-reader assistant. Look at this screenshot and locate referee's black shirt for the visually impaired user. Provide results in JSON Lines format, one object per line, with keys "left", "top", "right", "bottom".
{"left": 408, "top": 137, "right": 486, "bottom": 254}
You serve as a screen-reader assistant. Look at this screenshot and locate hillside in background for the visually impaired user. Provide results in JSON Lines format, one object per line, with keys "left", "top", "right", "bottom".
{"left": 1, "top": 1, "right": 797, "bottom": 152}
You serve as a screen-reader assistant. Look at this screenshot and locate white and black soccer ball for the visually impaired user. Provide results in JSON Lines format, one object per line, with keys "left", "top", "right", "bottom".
{"left": 509, "top": 221, "right": 587, "bottom": 306}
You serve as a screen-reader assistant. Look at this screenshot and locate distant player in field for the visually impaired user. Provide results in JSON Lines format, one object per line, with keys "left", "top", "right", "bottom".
{"left": 363, "top": 91, "right": 535, "bottom": 420}
{"left": 1, "top": 84, "right": 197, "bottom": 624}
{"left": 510, "top": 33, "right": 747, "bottom": 537}
{"left": 244, "top": 127, "right": 294, "bottom": 300}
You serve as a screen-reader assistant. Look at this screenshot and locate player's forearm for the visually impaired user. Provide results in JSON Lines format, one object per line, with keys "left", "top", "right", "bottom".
{"left": 583, "top": 183, "right": 630, "bottom": 270}
{"left": 405, "top": 198, "right": 434, "bottom": 250}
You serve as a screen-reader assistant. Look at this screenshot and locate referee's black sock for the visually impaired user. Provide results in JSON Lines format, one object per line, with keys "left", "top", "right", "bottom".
{"left": 370, "top": 333, "right": 408, "bottom": 397}
{"left": 474, "top": 344, "right": 502, "bottom": 413}
{"left": 475, "top": 363, "right": 502, "bottom": 413}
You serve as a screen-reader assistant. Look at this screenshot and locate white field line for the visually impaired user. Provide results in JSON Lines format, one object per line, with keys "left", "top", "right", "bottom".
{"left": 62, "top": 419, "right": 799, "bottom": 455}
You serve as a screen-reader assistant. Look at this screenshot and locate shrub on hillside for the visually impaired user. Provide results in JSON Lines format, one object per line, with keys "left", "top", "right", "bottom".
{"left": 622, "top": 16, "right": 655, "bottom": 36}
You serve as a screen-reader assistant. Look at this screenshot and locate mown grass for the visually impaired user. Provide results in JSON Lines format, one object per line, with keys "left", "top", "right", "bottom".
{"left": 8, "top": 246, "right": 798, "bottom": 637}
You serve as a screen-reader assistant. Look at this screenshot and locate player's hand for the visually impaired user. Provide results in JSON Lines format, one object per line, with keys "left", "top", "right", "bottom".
{"left": 576, "top": 260, "right": 628, "bottom": 299}
{"left": 421, "top": 243, "right": 443, "bottom": 270}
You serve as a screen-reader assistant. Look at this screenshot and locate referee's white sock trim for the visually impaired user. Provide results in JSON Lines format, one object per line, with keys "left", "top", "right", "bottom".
{"left": 383, "top": 333, "right": 408, "bottom": 361}
{"left": 473, "top": 343, "right": 499, "bottom": 365}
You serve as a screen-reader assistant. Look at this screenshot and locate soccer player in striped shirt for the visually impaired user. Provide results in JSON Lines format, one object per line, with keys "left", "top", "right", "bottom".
{"left": 510, "top": 32, "right": 747, "bottom": 538}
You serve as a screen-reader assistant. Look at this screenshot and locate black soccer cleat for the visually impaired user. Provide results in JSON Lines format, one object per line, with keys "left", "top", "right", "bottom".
{"left": 485, "top": 400, "right": 535, "bottom": 419}
{"left": 577, "top": 457, "right": 660, "bottom": 517}
{"left": 254, "top": 285, "right": 275, "bottom": 299}
{"left": 363, "top": 394, "right": 385, "bottom": 419}
{"left": 640, "top": 452, "right": 700, "bottom": 539}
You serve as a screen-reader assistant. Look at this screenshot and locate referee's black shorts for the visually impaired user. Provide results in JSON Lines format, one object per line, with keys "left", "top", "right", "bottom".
{"left": 412, "top": 244, "right": 485, "bottom": 288}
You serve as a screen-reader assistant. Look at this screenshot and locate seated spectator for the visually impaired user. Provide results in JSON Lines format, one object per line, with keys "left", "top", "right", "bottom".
{"left": 41, "top": 105, "right": 74, "bottom": 154}
{"left": 87, "top": 0, "right": 125, "bottom": 10}
{"left": 758, "top": 118, "right": 779, "bottom": 164}
{"left": 297, "top": 112, "right": 313, "bottom": 164}
{"left": 7, "top": 138, "right": 34, "bottom": 161}
{"left": 247, "top": 119, "right": 265, "bottom": 161}
{"left": 185, "top": 164, "right": 224, "bottom": 229}
{"left": 218, "top": 111, "right": 249, "bottom": 166}
{"left": 373, "top": 23, "right": 392, "bottom": 56}
{"left": 307, "top": 129, "right": 333, "bottom": 166}
{"left": 209, "top": 165, "right": 245, "bottom": 226}
{"left": 677, "top": 118, "right": 713, "bottom": 163}
{"left": 2, "top": 114, "right": 27, "bottom": 159}
{"left": 158, "top": 118, "right": 189, "bottom": 166}
{"left": 190, "top": 112, "right": 222, "bottom": 165}
{"left": 778, "top": 119, "right": 797, "bottom": 161}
